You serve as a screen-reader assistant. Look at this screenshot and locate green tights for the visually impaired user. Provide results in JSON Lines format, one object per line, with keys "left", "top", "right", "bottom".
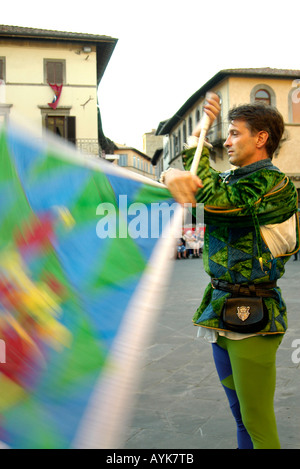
{"left": 212, "top": 334, "right": 283, "bottom": 449}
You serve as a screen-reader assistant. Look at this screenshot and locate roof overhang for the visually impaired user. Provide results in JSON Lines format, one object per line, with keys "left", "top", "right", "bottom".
{"left": 0, "top": 24, "right": 118, "bottom": 86}
{"left": 151, "top": 148, "right": 163, "bottom": 165}
{"left": 156, "top": 68, "right": 300, "bottom": 135}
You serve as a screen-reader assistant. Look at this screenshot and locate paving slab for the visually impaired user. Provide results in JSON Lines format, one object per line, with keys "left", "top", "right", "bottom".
{"left": 122, "top": 257, "right": 300, "bottom": 450}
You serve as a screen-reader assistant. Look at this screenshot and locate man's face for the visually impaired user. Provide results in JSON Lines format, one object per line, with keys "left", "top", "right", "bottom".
{"left": 224, "top": 120, "right": 259, "bottom": 167}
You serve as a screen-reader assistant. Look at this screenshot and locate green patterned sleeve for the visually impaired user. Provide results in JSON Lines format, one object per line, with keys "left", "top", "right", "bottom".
{"left": 182, "top": 147, "right": 285, "bottom": 209}
{"left": 182, "top": 146, "right": 225, "bottom": 205}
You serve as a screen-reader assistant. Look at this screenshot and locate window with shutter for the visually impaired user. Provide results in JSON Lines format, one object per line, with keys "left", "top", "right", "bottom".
{"left": 118, "top": 154, "right": 128, "bottom": 166}
{"left": 0, "top": 58, "right": 4, "bottom": 81}
{"left": 46, "top": 116, "right": 66, "bottom": 137}
{"left": 44, "top": 60, "right": 65, "bottom": 84}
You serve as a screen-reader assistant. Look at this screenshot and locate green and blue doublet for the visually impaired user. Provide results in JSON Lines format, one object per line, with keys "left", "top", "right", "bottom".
{"left": 183, "top": 148, "right": 299, "bottom": 335}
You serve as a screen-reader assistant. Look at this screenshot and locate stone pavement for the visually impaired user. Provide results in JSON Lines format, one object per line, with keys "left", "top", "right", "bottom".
{"left": 122, "top": 256, "right": 300, "bottom": 450}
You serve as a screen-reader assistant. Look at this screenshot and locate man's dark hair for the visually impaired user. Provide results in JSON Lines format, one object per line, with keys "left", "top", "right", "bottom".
{"left": 228, "top": 103, "right": 284, "bottom": 158}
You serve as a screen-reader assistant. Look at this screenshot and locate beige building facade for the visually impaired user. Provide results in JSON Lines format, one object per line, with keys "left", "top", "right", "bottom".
{"left": 142, "top": 129, "right": 163, "bottom": 158}
{"left": 142, "top": 129, "right": 164, "bottom": 181}
{"left": 157, "top": 68, "right": 300, "bottom": 195}
{"left": 0, "top": 25, "right": 117, "bottom": 156}
{"left": 108, "top": 144, "right": 156, "bottom": 180}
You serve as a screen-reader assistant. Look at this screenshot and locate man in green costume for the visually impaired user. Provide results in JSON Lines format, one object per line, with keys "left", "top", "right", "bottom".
{"left": 163, "top": 93, "right": 299, "bottom": 449}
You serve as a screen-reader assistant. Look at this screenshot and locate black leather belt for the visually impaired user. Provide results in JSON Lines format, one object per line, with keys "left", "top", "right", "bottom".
{"left": 211, "top": 278, "right": 278, "bottom": 298}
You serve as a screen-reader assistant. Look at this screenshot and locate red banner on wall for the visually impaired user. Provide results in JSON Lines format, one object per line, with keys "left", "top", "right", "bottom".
{"left": 48, "top": 84, "right": 63, "bottom": 109}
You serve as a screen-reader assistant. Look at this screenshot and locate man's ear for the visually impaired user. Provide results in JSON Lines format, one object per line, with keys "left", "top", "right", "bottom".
{"left": 256, "top": 130, "right": 269, "bottom": 149}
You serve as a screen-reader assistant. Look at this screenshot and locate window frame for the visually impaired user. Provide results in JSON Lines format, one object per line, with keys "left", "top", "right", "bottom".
{"left": 288, "top": 83, "right": 300, "bottom": 123}
{"left": 0, "top": 57, "right": 5, "bottom": 82}
{"left": 44, "top": 59, "right": 66, "bottom": 85}
{"left": 118, "top": 153, "right": 128, "bottom": 167}
{"left": 254, "top": 89, "right": 271, "bottom": 105}
{"left": 250, "top": 84, "right": 276, "bottom": 107}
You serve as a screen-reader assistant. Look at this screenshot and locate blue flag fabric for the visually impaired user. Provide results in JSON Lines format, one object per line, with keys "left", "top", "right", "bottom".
{"left": 0, "top": 121, "right": 179, "bottom": 449}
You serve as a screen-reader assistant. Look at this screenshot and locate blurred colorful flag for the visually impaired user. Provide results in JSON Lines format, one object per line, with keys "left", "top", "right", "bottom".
{"left": 0, "top": 120, "right": 180, "bottom": 449}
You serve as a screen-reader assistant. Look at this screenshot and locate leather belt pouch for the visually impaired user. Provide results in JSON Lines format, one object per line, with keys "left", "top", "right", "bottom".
{"left": 222, "top": 296, "right": 269, "bottom": 333}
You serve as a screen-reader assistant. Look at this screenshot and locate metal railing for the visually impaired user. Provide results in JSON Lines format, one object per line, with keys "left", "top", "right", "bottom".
{"left": 76, "top": 139, "right": 100, "bottom": 156}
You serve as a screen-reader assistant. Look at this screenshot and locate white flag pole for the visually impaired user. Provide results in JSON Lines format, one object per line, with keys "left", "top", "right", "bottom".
{"left": 190, "top": 113, "right": 210, "bottom": 176}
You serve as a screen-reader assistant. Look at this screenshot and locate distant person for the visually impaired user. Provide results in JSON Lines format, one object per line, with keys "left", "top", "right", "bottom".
{"left": 194, "top": 225, "right": 204, "bottom": 258}
{"left": 177, "top": 237, "right": 186, "bottom": 259}
{"left": 183, "top": 229, "right": 195, "bottom": 258}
